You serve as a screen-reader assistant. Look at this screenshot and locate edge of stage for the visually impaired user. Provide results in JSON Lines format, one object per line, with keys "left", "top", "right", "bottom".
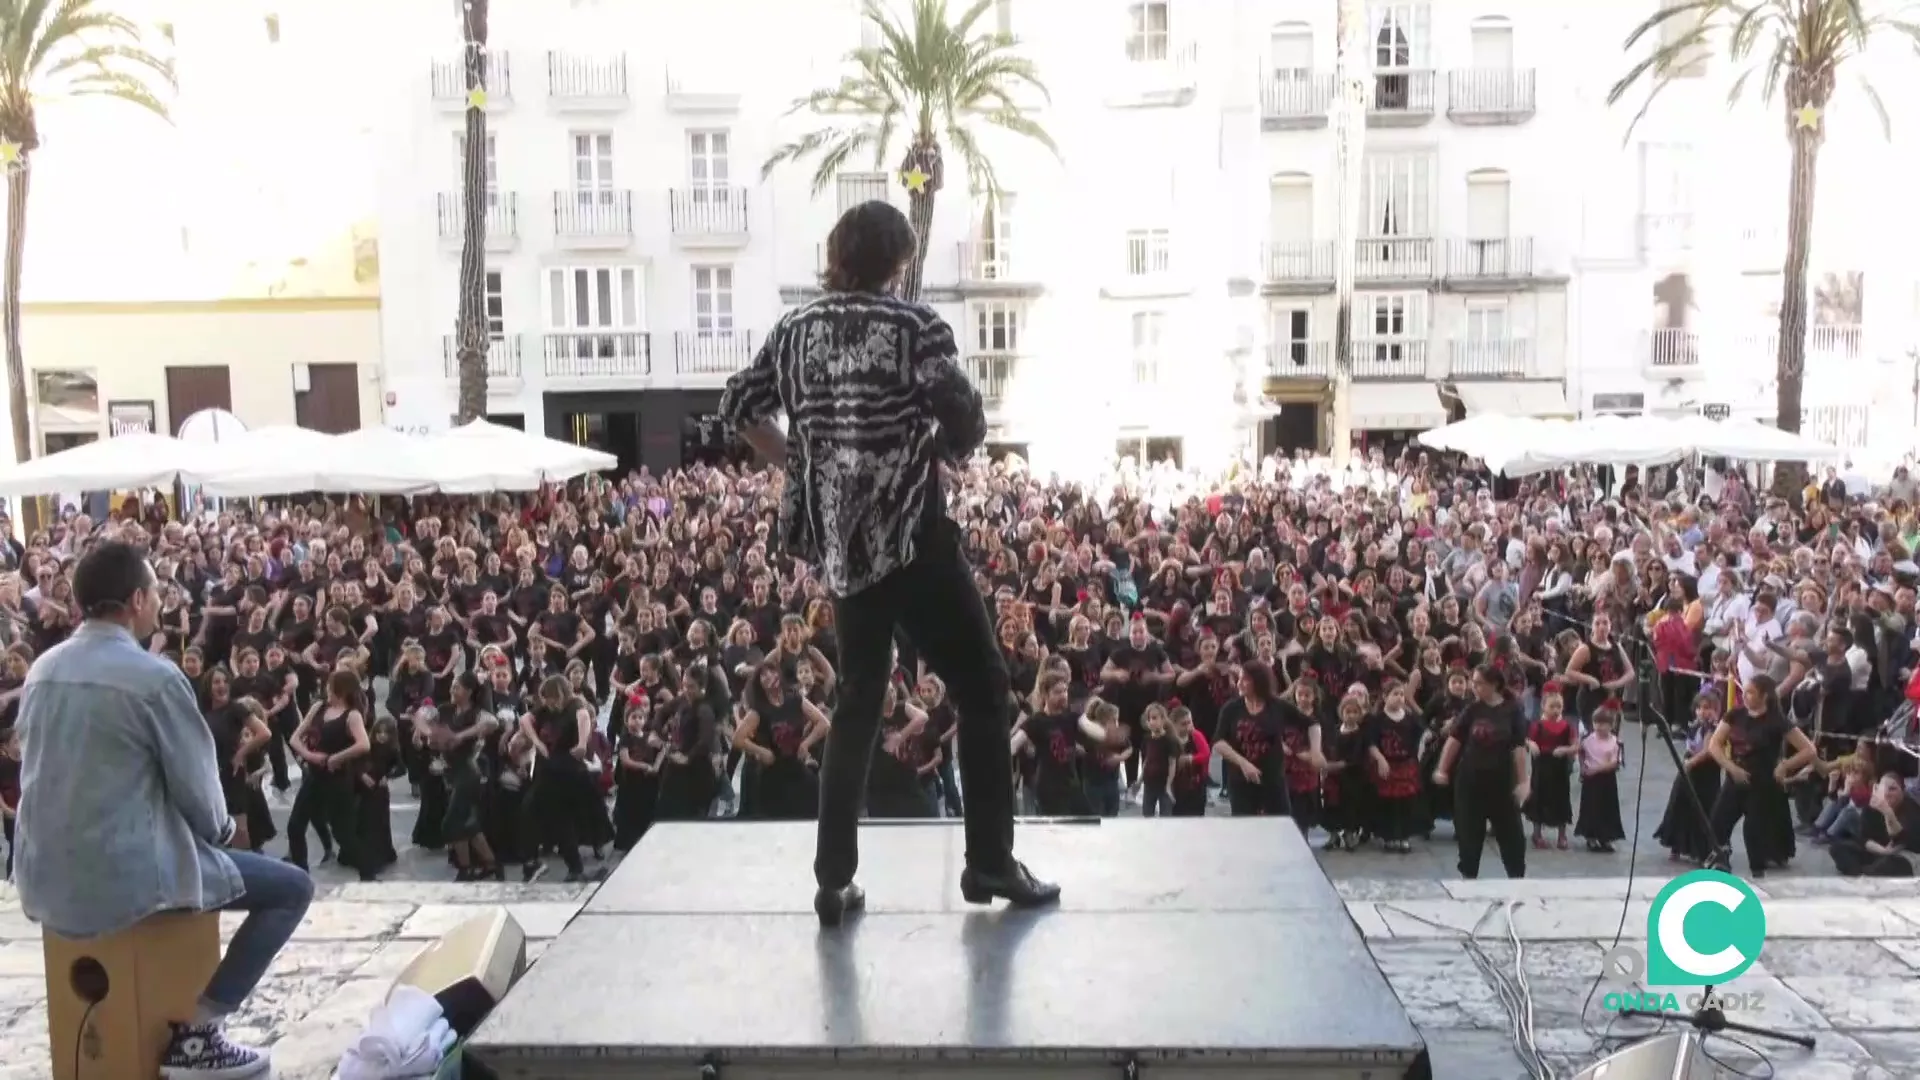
{"left": 466, "top": 818, "right": 1429, "bottom": 1079}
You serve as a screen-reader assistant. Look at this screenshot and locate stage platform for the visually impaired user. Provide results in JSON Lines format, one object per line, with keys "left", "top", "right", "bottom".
{"left": 466, "top": 818, "right": 1428, "bottom": 1079}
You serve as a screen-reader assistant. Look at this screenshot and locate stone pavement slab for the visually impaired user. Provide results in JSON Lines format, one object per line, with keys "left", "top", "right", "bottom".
{"left": 0, "top": 875, "right": 1911, "bottom": 1079}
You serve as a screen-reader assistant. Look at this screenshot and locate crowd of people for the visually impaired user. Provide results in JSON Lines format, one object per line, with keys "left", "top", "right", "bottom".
{"left": 0, "top": 447, "right": 1917, "bottom": 886}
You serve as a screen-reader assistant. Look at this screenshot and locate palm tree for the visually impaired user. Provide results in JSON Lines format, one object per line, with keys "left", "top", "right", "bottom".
{"left": 0, "top": 1, "right": 171, "bottom": 477}
{"left": 452, "top": 0, "right": 491, "bottom": 423}
{"left": 760, "top": 0, "right": 1055, "bottom": 303}
{"left": 1607, "top": 0, "right": 1918, "bottom": 490}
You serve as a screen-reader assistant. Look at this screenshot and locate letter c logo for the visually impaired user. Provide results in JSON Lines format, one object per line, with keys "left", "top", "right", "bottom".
{"left": 1657, "top": 879, "right": 1748, "bottom": 980}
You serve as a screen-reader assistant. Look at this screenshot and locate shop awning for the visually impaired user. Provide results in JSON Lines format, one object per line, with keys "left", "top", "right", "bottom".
{"left": 1351, "top": 382, "right": 1448, "bottom": 431}
{"left": 1456, "top": 380, "right": 1575, "bottom": 419}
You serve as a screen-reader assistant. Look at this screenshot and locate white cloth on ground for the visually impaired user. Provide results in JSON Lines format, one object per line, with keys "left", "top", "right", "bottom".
{"left": 336, "top": 985, "right": 458, "bottom": 1080}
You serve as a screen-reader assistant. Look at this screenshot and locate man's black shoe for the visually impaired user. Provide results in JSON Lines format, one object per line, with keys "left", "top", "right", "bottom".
{"left": 814, "top": 883, "right": 866, "bottom": 928}
{"left": 959, "top": 860, "right": 1061, "bottom": 907}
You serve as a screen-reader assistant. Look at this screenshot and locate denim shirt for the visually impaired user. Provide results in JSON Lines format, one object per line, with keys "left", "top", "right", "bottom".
{"left": 14, "top": 621, "right": 242, "bottom": 938}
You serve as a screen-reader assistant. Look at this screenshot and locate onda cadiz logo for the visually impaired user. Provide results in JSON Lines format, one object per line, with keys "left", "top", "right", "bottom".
{"left": 1645, "top": 870, "right": 1767, "bottom": 987}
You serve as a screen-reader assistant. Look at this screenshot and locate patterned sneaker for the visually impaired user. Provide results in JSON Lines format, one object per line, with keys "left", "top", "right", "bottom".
{"left": 159, "top": 1021, "right": 270, "bottom": 1079}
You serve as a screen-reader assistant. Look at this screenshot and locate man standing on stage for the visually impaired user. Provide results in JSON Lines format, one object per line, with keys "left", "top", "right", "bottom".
{"left": 720, "top": 200, "right": 1059, "bottom": 927}
{"left": 13, "top": 541, "right": 313, "bottom": 1078}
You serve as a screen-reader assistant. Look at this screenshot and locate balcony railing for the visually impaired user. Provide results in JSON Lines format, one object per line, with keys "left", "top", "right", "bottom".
{"left": 1737, "top": 325, "right": 1866, "bottom": 361}
{"left": 674, "top": 331, "right": 754, "bottom": 375}
{"left": 547, "top": 53, "right": 627, "bottom": 99}
{"left": 553, "top": 191, "right": 633, "bottom": 238}
{"left": 430, "top": 55, "right": 511, "bottom": 104}
{"left": 1644, "top": 328, "right": 1702, "bottom": 369}
{"left": 435, "top": 192, "right": 519, "bottom": 241}
{"left": 1131, "top": 354, "right": 1163, "bottom": 386}
{"left": 958, "top": 241, "right": 1019, "bottom": 282}
{"left": 1352, "top": 339, "right": 1428, "bottom": 379}
{"left": 1110, "top": 40, "right": 1200, "bottom": 103}
{"left": 1445, "top": 237, "right": 1534, "bottom": 279}
{"left": 1449, "top": 339, "right": 1530, "bottom": 378}
{"left": 1446, "top": 69, "right": 1536, "bottom": 119}
{"left": 1369, "top": 70, "right": 1435, "bottom": 115}
{"left": 543, "top": 331, "right": 652, "bottom": 379}
{"left": 1262, "top": 73, "right": 1334, "bottom": 122}
{"left": 1265, "top": 241, "right": 1335, "bottom": 282}
{"left": 1638, "top": 212, "right": 1694, "bottom": 256}
{"left": 1266, "top": 340, "right": 1332, "bottom": 377}
{"left": 669, "top": 187, "right": 750, "bottom": 235}
{"left": 967, "top": 353, "right": 1019, "bottom": 406}
{"left": 1356, "top": 237, "right": 1434, "bottom": 280}
{"left": 440, "top": 335, "right": 522, "bottom": 380}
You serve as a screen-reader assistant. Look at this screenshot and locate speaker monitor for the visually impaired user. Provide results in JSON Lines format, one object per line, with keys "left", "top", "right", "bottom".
{"left": 390, "top": 908, "right": 528, "bottom": 1037}
{"left": 42, "top": 911, "right": 221, "bottom": 1080}
{"left": 1571, "top": 1033, "right": 1711, "bottom": 1080}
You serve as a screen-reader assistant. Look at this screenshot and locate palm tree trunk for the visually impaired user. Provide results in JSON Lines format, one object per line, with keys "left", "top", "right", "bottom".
{"left": 897, "top": 141, "right": 942, "bottom": 302}
{"left": 453, "top": 0, "right": 492, "bottom": 424}
{"left": 1771, "top": 107, "right": 1821, "bottom": 496}
{"left": 1328, "top": 0, "right": 1368, "bottom": 467}
{"left": 3, "top": 162, "right": 35, "bottom": 533}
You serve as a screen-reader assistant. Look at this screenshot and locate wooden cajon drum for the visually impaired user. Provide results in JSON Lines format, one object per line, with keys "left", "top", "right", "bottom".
{"left": 42, "top": 911, "right": 221, "bottom": 1080}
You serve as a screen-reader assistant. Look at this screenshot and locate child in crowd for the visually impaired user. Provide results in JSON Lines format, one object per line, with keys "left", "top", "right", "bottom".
{"left": 1138, "top": 703, "right": 1176, "bottom": 818}
{"left": 1655, "top": 691, "right": 1725, "bottom": 863}
{"left": 1811, "top": 754, "right": 1876, "bottom": 845}
{"left": 1526, "top": 682, "right": 1577, "bottom": 850}
{"left": 1320, "top": 692, "right": 1367, "bottom": 851}
{"left": 1366, "top": 682, "right": 1425, "bottom": 853}
{"left": 1575, "top": 700, "right": 1626, "bottom": 852}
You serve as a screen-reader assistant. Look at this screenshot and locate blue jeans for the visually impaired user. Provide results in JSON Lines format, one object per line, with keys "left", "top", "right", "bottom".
{"left": 202, "top": 850, "right": 315, "bottom": 1013}
{"left": 1814, "top": 801, "right": 1862, "bottom": 841}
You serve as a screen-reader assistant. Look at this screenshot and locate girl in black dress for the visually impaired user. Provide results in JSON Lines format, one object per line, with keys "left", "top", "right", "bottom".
{"left": 1707, "top": 674, "right": 1817, "bottom": 878}
{"left": 1565, "top": 611, "right": 1635, "bottom": 730}
{"left": 655, "top": 663, "right": 721, "bottom": 821}
{"left": 356, "top": 715, "right": 404, "bottom": 878}
{"left": 433, "top": 671, "right": 504, "bottom": 880}
{"left": 517, "top": 674, "right": 595, "bottom": 882}
{"left": 1655, "top": 691, "right": 1724, "bottom": 864}
{"left": 736, "top": 657, "right": 829, "bottom": 820}
{"left": 204, "top": 669, "right": 273, "bottom": 851}
{"left": 1525, "top": 682, "right": 1577, "bottom": 850}
{"left": 1213, "top": 661, "right": 1301, "bottom": 820}
{"left": 1574, "top": 701, "right": 1626, "bottom": 852}
{"left": 612, "top": 691, "right": 661, "bottom": 851}
{"left": 866, "top": 677, "right": 942, "bottom": 818}
{"left": 291, "top": 669, "right": 373, "bottom": 877}
{"left": 1365, "top": 682, "right": 1424, "bottom": 853}
{"left": 1277, "top": 678, "right": 1324, "bottom": 830}
{"left": 1166, "top": 706, "right": 1211, "bottom": 817}
{"left": 1321, "top": 693, "right": 1368, "bottom": 851}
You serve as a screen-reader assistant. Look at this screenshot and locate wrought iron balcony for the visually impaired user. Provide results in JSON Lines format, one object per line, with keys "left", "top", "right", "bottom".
{"left": 1266, "top": 340, "right": 1332, "bottom": 377}
{"left": 674, "top": 331, "right": 755, "bottom": 376}
{"left": 1355, "top": 237, "right": 1434, "bottom": 281}
{"left": 543, "top": 331, "right": 652, "bottom": 379}
{"left": 669, "top": 187, "right": 750, "bottom": 241}
{"left": 1261, "top": 72, "right": 1334, "bottom": 127}
{"left": 1449, "top": 339, "right": 1531, "bottom": 378}
{"left": 435, "top": 193, "right": 519, "bottom": 250}
{"left": 958, "top": 241, "right": 1020, "bottom": 283}
{"left": 967, "top": 353, "right": 1020, "bottom": 407}
{"left": 1369, "top": 69, "right": 1435, "bottom": 122}
{"left": 1643, "top": 328, "right": 1702, "bottom": 371}
{"left": 546, "top": 52, "right": 627, "bottom": 105}
{"left": 440, "top": 335, "right": 522, "bottom": 381}
{"left": 1352, "top": 339, "right": 1428, "bottom": 379}
{"left": 1108, "top": 41, "right": 1200, "bottom": 106}
{"left": 1446, "top": 69, "right": 1536, "bottom": 123}
{"left": 1264, "top": 241, "right": 1335, "bottom": 283}
{"left": 1444, "top": 237, "right": 1534, "bottom": 280}
{"left": 553, "top": 191, "right": 634, "bottom": 243}
{"left": 430, "top": 55, "right": 511, "bottom": 108}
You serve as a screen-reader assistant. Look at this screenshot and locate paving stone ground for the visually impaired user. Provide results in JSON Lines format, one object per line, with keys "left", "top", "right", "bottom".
{"left": 1, "top": 871, "right": 1914, "bottom": 1079}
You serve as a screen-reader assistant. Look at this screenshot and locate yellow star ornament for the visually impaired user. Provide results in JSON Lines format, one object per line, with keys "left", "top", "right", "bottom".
{"left": 0, "top": 141, "right": 20, "bottom": 169}
{"left": 466, "top": 87, "right": 488, "bottom": 110}
{"left": 900, "top": 166, "right": 930, "bottom": 194}
{"left": 1794, "top": 103, "right": 1821, "bottom": 131}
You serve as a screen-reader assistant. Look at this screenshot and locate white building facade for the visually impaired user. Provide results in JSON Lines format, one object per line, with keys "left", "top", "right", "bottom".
{"left": 1564, "top": 3, "right": 1918, "bottom": 454}
{"left": 369, "top": 0, "right": 1601, "bottom": 476}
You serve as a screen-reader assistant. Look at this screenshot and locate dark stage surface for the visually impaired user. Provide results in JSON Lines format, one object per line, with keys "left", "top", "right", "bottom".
{"left": 467, "top": 818, "right": 1427, "bottom": 1078}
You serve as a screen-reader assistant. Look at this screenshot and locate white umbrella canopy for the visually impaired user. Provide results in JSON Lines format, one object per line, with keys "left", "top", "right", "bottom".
{"left": 1678, "top": 416, "right": 1845, "bottom": 463}
{"left": 305, "top": 428, "right": 444, "bottom": 495}
{"left": 428, "top": 419, "right": 617, "bottom": 491}
{"left": 188, "top": 426, "right": 353, "bottom": 498}
{"left": 1416, "top": 414, "right": 1556, "bottom": 458}
{"left": 0, "top": 432, "right": 219, "bottom": 497}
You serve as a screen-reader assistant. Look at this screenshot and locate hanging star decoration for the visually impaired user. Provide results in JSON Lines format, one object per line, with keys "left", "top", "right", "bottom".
{"left": 0, "top": 140, "right": 20, "bottom": 172}
{"left": 900, "top": 166, "right": 930, "bottom": 194}
{"left": 1794, "top": 103, "right": 1822, "bottom": 131}
{"left": 466, "top": 86, "right": 488, "bottom": 110}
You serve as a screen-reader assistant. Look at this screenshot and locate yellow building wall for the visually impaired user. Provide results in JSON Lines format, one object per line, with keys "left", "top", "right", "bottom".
{"left": 17, "top": 298, "right": 385, "bottom": 447}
